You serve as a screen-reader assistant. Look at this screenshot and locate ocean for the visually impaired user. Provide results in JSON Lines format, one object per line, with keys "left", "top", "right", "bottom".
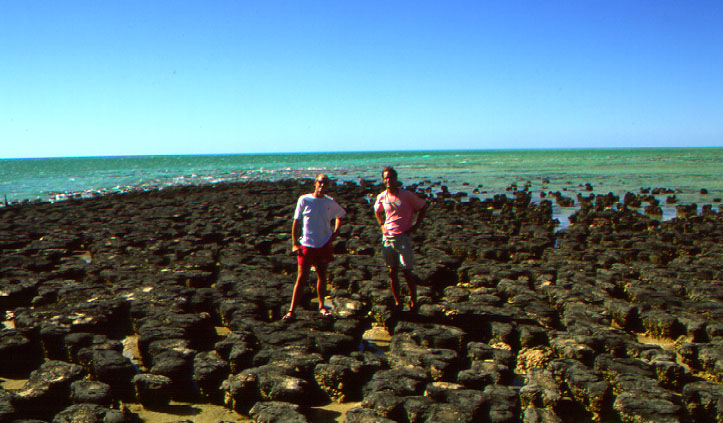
{"left": 1, "top": 148, "right": 721, "bottom": 224}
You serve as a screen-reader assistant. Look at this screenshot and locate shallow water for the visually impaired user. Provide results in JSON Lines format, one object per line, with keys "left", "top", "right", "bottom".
{"left": 2, "top": 148, "right": 720, "bottom": 202}
{"left": 1, "top": 148, "right": 721, "bottom": 231}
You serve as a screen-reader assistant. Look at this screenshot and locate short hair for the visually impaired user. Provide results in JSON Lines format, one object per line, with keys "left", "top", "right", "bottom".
{"left": 382, "top": 166, "right": 397, "bottom": 179}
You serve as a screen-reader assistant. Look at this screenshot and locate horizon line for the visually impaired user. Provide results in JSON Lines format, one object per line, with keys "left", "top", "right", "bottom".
{"left": 3, "top": 145, "right": 722, "bottom": 161}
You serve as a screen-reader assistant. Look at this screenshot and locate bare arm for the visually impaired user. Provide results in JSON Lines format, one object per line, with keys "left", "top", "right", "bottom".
{"left": 375, "top": 208, "right": 386, "bottom": 232}
{"left": 291, "top": 218, "right": 301, "bottom": 252}
{"left": 409, "top": 204, "right": 427, "bottom": 234}
{"left": 332, "top": 217, "right": 342, "bottom": 239}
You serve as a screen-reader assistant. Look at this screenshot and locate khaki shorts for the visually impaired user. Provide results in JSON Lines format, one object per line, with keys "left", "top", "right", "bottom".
{"left": 382, "top": 233, "right": 415, "bottom": 270}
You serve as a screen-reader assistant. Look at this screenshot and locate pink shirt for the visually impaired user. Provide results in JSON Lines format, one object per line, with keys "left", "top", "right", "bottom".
{"left": 374, "top": 189, "right": 426, "bottom": 238}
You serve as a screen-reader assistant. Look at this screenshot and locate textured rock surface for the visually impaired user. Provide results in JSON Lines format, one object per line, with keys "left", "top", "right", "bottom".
{"left": 0, "top": 179, "right": 720, "bottom": 421}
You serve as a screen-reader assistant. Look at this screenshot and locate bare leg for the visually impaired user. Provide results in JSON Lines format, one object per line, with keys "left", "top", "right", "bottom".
{"left": 315, "top": 265, "right": 328, "bottom": 308}
{"left": 289, "top": 263, "right": 310, "bottom": 313}
{"left": 388, "top": 267, "right": 403, "bottom": 307}
{"left": 402, "top": 269, "right": 418, "bottom": 309}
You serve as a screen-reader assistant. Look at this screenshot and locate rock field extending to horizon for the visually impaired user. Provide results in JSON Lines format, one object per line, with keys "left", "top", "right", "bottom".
{"left": 1, "top": 179, "right": 721, "bottom": 422}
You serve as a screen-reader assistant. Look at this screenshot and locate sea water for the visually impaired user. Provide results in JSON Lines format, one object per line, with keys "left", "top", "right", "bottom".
{"left": 1, "top": 148, "right": 721, "bottom": 224}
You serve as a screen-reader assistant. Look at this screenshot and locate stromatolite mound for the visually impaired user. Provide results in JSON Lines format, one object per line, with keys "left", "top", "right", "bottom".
{"left": 0, "top": 179, "right": 720, "bottom": 422}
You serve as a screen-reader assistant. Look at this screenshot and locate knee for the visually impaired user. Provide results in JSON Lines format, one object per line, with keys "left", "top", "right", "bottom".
{"left": 297, "top": 268, "right": 310, "bottom": 281}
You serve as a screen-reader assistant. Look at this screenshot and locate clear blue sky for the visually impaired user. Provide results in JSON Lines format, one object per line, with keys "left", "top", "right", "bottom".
{"left": 2, "top": 1, "right": 722, "bottom": 158}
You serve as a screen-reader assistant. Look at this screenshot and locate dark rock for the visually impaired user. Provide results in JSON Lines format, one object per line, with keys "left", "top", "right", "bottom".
{"left": 136, "top": 312, "right": 216, "bottom": 358}
{"left": 594, "top": 354, "right": 678, "bottom": 407}
{"left": 484, "top": 384, "right": 519, "bottom": 423}
{"left": 682, "top": 381, "right": 723, "bottom": 423}
{"left": 424, "top": 383, "right": 487, "bottom": 421}
{"left": 676, "top": 204, "right": 697, "bottom": 218}
{"left": 458, "top": 360, "right": 510, "bottom": 389}
{"left": 548, "top": 332, "right": 596, "bottom": 365}
{"left": 149, "top": 348, "right": 197, "bottom": 400}
{"left": 249, "top": 401, "right": 308, "bottom": 423}
{"left": 363, "top": 367, "right": 428, "bottom": 398}
{"left": 62, "top": 332, "right": 96, "bottom": 363}
{"left": 69, "top": 380, "right": 113, "bottom": 406}
{"left": 52, "top": 403, "right": 136, "bottom": 423}
{"left": 639, "top": 310, "right": 686, "bottom": 339}
{"left": 1, "top": 178, "right": 721, "bottom": 423}
{"left": 466, "top": 342, "right": 515, "bottom": 368}
{"left": 389, "top": 332, "right": 459, "bottom": 382}
{"left": 131, "top": 373, "right": 173, "bottom": 409}
{"left": 251, "top": 345, "right": 324, "bottom": 383}
{"left": 221, "top": 371, "right": 259, "bottom": 414}
{"left": 697, "top": 342, "right": 723, "bottom": 382}
{"left": 424, "top": 402, "right": 478, "bottom": 423}
{"left": 402, "top": 394, "right": 437, "bottom": 422}
{"left": 193, "top": 350, "right": 230, "bottom": 403}
{"left": 518, "top": 324, "right": 549, "bottom": 348}
{"left": 344, "top": 406, "right": 397, "bottom": 423}
{"left": 519, "top": 369, "right": 562, "bottom": 410}
{"left": 77, "top": 346, "right": 137, "bottom": 400}
{"left": 0, "top": 328, "right": 40, "bottom": 376}
{"left": 314, "top": 363, "right": 355, "bottom": 403}
{"left": 644, "top": 353, "right": 689, "bottom": 390}
{"left": 330, "top": 353, "right": 382, "bottom": 395}
{"left": 10, "top": 360, "right": 86, "bottom": 420}
{"left": 522, "top": 407, "right": 564, "bottom": 423}
{"left": 548, "top": 359, "right": 611, "bottom": 416}
{"left": 361, "top": 391, "right": 405, "bottom": 421}
{"left": 39, "top": 323, "right": 72, "bottom": 360}
{"left": 613, "top": 392, "right": 682, "bottom": 423}
{"left": 0, "top": 279, "right": 38, "bottom": 310}
{"left": 312, "top": 330, "right": 357, "bottom": 359}
{"left": 605, "top": 299, "right": 641, "bottom": 331}
{"left": 226, "top": 340, "right": 256, "bottom": 374}
{"left": 0, "top": 388, "right": 15, "bottom": 421}
{"left": 136, "top": 327, "right": 187, "bottom": 365}
{"left": 243, "top": 364, "right": 310, "bottom": 404}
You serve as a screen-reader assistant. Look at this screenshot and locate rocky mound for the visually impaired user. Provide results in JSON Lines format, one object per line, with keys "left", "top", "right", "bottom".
{"left": 0, "top": 179, "right": 721, "bottom": 422}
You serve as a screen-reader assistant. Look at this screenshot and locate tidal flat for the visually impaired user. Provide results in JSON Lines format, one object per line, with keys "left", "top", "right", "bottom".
{"left": 0, "top": 179, "right": 721, "bottom": 422}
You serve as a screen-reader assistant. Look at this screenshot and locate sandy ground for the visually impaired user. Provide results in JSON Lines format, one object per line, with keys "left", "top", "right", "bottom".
{"left": 0, "top": 378, "right": 26, "bottom": 390}
{"left": 127, "top": 402, "right": 252, "bottom": 422}
{"left": 635, "top": 333, "right": 682, "bottom": 351}
{"left": 125, "top": 400, "right": 362, "bottom": 422}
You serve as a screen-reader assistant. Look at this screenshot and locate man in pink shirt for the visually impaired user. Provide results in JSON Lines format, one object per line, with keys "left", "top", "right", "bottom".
{"left": 374, "top": 166, "right": 427, "bottom": 311}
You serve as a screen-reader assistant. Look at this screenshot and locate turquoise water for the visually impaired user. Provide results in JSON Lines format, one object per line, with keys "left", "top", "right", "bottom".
{"left": 1, "top": 148, "right": 721, "bottom": 222}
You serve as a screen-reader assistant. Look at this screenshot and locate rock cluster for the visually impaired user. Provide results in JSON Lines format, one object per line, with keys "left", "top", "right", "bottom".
{"left": 0, "top": 179, "right": 721, "bottom": 422}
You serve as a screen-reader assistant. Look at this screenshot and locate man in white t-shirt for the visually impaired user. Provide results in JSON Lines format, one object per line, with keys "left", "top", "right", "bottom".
{"left": 284, "top": 174, "right": 346, "bottom": 320}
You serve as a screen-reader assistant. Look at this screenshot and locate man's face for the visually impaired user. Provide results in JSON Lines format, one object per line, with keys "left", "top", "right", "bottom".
{"left": 383, "top": 171, "right": 397, "bottom": 189}
{"left": 315, "top": 175, "right": 330, "bottom": 196}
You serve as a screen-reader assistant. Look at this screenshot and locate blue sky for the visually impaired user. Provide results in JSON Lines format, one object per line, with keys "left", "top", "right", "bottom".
{"left": 2, "top": 1, "right": 722, "bottom": 158}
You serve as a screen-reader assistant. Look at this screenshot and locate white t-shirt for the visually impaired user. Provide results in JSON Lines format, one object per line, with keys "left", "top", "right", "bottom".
{"left": 294, "top": 194, "right": 346, "bottom": 248}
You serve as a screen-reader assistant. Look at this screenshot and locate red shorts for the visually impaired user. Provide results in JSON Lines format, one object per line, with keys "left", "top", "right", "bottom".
{"left": 297, "top": 241, "right": 333, "bottom": 268}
